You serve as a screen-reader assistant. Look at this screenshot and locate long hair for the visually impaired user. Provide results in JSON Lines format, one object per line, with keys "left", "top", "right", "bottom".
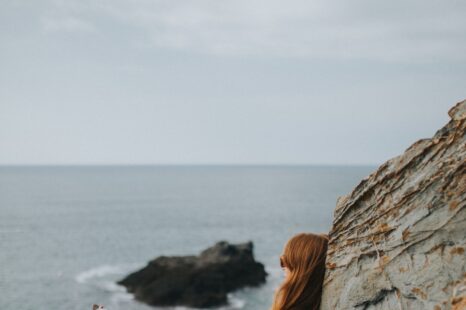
{"left": 271, "top": 233, "right": 329, "bottom": 310}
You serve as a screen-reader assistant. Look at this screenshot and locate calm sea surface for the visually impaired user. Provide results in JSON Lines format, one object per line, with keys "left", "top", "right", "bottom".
{"left": 0, "top": 165, "right": 373, "bottom": 310}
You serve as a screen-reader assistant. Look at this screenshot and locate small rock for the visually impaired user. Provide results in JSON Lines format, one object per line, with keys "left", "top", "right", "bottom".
{"left": 118, "top": 241, "right": 267, "bottom": 308}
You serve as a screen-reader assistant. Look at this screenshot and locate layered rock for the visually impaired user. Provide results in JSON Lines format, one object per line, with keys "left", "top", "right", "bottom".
{"left": 118, "top": 241, "right": 267, "bottom": 308}
{"left": 321, "top": 100, "right": 466, "bottom": 309}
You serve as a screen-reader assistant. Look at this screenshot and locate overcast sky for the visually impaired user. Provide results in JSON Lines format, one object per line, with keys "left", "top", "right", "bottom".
{"left": 1, "top": 0, "right": 465, "bottom": 165}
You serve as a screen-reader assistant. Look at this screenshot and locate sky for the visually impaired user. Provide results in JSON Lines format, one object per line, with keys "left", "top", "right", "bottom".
{"left": 1, "top": 0, "right": 465, "bottom": 165}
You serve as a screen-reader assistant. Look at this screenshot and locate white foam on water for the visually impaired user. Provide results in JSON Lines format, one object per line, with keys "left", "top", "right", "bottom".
{"left": 108, "top": 287, "right": 136, "bottom": 310}
{"left": 76, "top": 265, "right": 124, "bottom": 284}
{"left": 225, "top": 293, "right": 246, "bottom": 309}
{"left": 76, "top": 264, "right": 139, "bottom": 310}
{"left": 98, "top": 280, "right": 127, "bottom": 293}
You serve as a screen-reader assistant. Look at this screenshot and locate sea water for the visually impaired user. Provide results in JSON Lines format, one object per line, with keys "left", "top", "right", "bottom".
{"left": 0, "top": 165, "right": 374, "bottom": 310}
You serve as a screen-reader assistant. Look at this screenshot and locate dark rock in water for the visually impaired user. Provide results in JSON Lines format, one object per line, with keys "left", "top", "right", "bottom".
{"left": 118, "top": 241, "right": 267, "bottom": 308}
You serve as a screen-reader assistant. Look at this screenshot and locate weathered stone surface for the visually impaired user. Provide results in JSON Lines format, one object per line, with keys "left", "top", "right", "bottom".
{"left": 321, "top": 100, "right": 466, "bottom": 310}
{"left": 118, "top": 241, "right": 267, "bottom": 308}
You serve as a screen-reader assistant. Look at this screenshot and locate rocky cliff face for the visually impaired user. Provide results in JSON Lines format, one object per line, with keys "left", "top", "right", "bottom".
{"left": 321, "top": 100, "right": 466, "bottom": 310}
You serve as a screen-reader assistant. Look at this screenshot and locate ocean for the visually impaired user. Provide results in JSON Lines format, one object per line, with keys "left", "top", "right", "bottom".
{"left": 0, "top": 165, "right": 374, "bottom": 310}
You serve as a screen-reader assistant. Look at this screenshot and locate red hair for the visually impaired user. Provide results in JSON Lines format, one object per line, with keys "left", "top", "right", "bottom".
{"left": 271, "top": 233, "right": 329, "bottom": 310}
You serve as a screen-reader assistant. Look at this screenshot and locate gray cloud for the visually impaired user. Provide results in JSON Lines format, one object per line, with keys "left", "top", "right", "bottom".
{"left": 34, "top": 0, "right": 466, "bottom": 61}
{"left": 0, "top": 0, "right": 465, "bottom": 165}
{"left": 41, "top": 16, "right": 96, "bottom": 33}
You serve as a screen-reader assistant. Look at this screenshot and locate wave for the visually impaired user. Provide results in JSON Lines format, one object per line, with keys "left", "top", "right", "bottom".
{"left": 76, "top": 264, "right": 137, "bottom": 309}
{"left": 75, "top": 265, "right": 126, "bottom": 284}
{"left": 225, "top": 294, "right": 246, "bottom": 309}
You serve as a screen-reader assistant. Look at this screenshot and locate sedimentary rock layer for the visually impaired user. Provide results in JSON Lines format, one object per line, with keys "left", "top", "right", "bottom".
{"left": 321, "top": 100, "right": 466, "bottom": 310}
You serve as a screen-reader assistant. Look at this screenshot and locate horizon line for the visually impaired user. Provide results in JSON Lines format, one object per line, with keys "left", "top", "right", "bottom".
{"left": 0, "top": 162, "right": 379, "bottom": 167}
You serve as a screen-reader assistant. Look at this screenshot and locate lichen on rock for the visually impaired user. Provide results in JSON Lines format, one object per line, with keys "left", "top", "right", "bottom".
{"left": 321, "top": 100, "right": 466, "bottom": 310}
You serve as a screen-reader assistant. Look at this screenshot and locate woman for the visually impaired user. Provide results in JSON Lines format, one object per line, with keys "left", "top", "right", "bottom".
{"left": 271, "top": 233, "right": 329, "bottom": 310}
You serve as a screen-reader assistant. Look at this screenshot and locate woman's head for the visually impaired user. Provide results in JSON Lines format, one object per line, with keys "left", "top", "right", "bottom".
{"left": 272, "top": 233, "right": 329, "bottom": 310}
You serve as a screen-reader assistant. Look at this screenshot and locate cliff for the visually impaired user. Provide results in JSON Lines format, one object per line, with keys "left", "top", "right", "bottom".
{"left": 321, "top": 100, "right": 466, "bottom": 310}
